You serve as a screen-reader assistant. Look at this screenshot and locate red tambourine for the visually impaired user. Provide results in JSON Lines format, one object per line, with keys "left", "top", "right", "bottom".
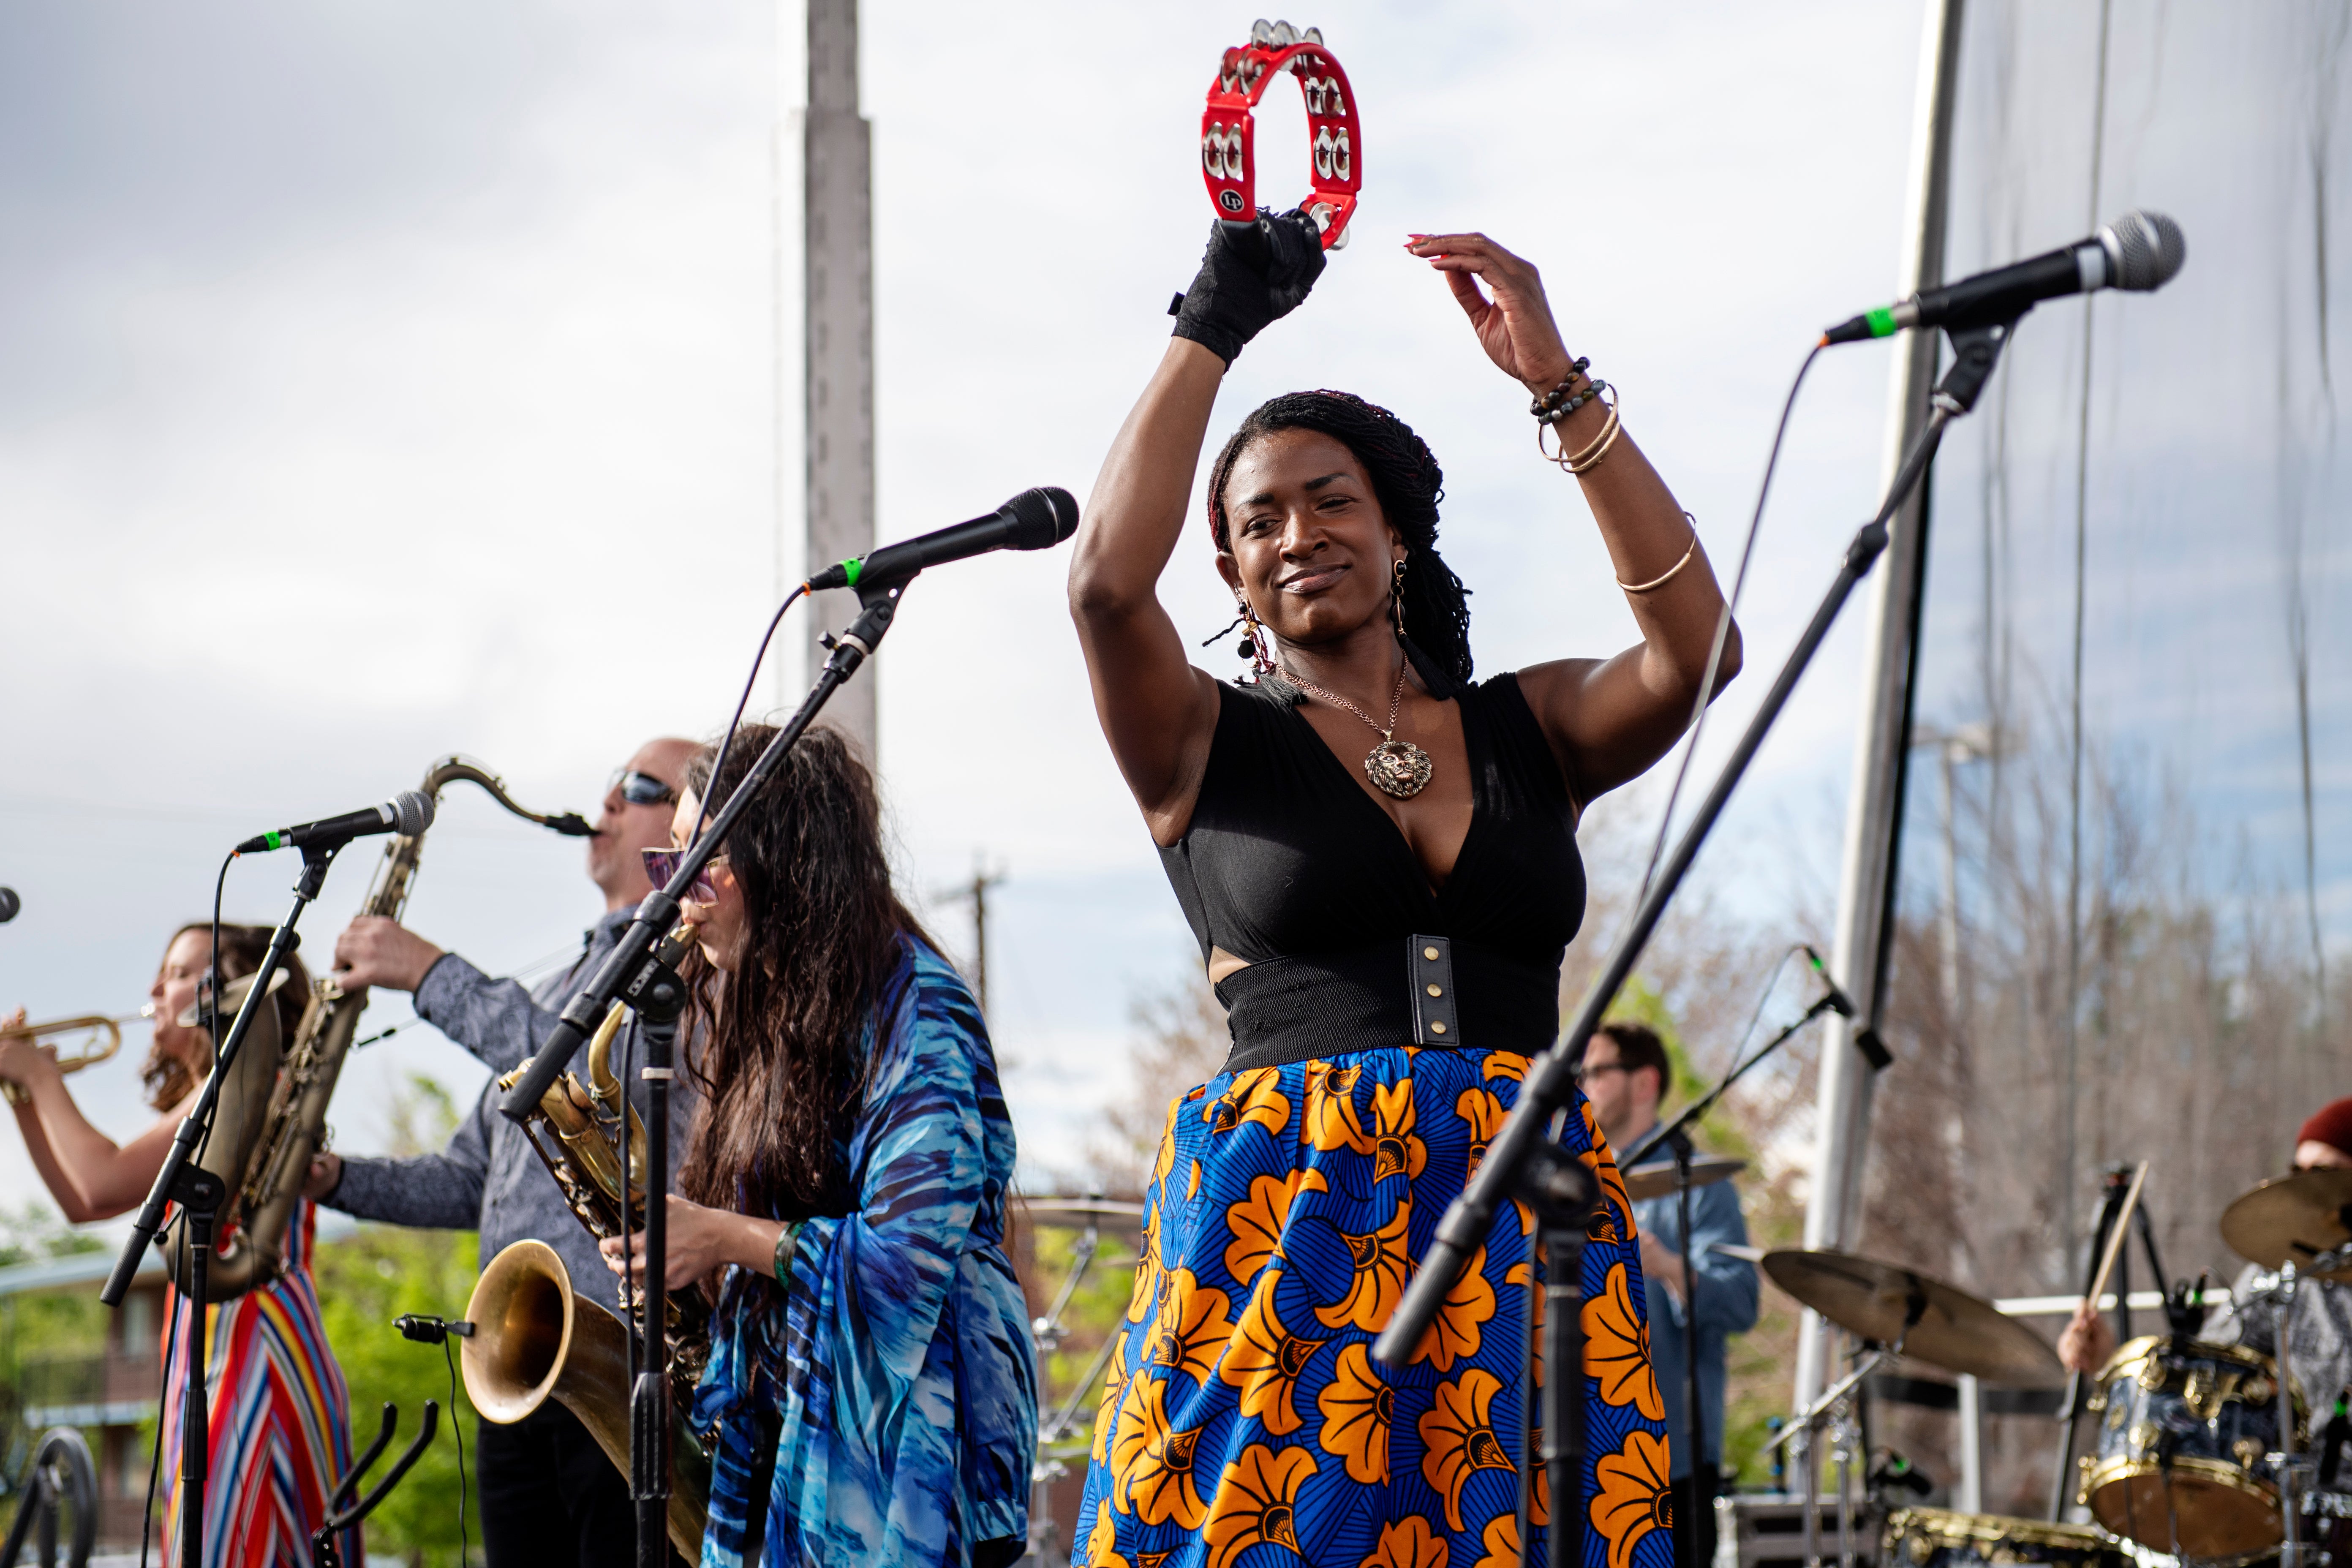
{"left": 1200, "top": 19, "right": 1360, "bottom": 249}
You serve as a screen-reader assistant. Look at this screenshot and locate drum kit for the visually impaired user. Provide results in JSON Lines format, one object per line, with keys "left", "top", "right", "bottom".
{"left": 1750, "top": 1168, "right": 2352, "bottom": 1568}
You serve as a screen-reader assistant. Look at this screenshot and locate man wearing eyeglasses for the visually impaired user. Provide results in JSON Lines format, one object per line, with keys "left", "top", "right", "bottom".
{"left": 303, "top": 738, "right": 699, "bottom": 1568}
{"left": 1580, "top": 1021, "right": 1761, "bottom": 1568}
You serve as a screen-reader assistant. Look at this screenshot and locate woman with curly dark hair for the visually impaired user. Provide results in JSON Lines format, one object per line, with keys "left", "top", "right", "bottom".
{"left": 1065, "top": 213, "right": 1741, "bottom": 1568}
{"left": 1, "top": 923, "right": 358, "bottom": 1568}
{"left": 599, "top": 724, "right": 1035, "bottom": 1568}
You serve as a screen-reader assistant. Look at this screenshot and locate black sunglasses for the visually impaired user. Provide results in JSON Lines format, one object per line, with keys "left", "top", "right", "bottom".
{"left": 608, "top": 768, "right": 677, "bottom": 808}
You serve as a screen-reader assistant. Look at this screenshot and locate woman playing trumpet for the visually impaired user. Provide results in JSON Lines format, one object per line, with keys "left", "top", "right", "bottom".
{"left": 1, "top": 923, "right": 358, "bottom": 1568}
{"left": 599, "top": 725, "right": 1037, "bottom": 1568}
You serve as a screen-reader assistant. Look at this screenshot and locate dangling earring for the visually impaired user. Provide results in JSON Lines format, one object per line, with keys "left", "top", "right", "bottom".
{"left": 1237, "top": 597, "right": 1277, "bottom": 677}
{"left": 1391, "top": 556, "right": 1409, "bottom": 641}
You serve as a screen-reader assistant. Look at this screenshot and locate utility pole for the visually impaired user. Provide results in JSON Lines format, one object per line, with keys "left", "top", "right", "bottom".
{"left": 789, "top": 0, "right": 877, "bottom": 759}
{"left": 939, "top": 859, "right": 1007, "bottom": 1013}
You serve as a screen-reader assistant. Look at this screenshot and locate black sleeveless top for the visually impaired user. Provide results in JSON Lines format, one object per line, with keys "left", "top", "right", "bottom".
{"left": 1159, "top": 658, "right": 1587, "bottom": 1072}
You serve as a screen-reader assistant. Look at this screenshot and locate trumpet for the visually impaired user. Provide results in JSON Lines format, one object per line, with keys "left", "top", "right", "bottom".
{"left": 0, "top": 1007, "right": 152, "bottom": 1106}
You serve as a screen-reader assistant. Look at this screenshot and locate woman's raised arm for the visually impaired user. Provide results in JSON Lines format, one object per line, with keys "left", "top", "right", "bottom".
{"left": 1069, "top": 212, "right": 1328, "bottom": 843}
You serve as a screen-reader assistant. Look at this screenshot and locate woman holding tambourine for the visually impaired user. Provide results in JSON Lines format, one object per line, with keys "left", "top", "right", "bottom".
{"left": 1065, "top": 65, "right": 1738, "bottom": 1568}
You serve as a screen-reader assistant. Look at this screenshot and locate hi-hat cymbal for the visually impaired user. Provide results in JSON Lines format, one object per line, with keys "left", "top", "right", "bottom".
{"left": 1019, "top": 1197, "right": 1146, "bottom": 1233}
{"left": 2220, "top": 1170, "right": 2352, "bottom": 1280}
{"left": 1622, "top": 1154, "right": 1747, "bottom": 1203}
{"left": 1761, "top": 1248, "right": 2063, "bottom": 1387}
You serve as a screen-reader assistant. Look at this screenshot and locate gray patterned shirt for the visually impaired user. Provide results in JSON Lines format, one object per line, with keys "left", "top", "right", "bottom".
{"left": 324, "top": 907, "right": 693, "bottom": 1309}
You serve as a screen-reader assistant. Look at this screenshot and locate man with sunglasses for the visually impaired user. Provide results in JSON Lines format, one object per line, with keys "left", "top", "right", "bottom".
{"left": 304, "top": 738, "right": 699, "bottom": 1568}
{"left": 1580, "top": 1021, "right": 1760, "bottom": 1568}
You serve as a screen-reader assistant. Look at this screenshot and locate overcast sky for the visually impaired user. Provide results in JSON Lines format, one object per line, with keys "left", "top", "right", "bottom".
{"left": 0, "top": 0, "right": 1949, "bottom": 1213}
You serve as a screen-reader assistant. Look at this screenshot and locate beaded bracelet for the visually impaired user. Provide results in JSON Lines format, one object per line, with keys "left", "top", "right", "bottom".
{"left": 1538, "top": 380, "right": 1620, "bottom": 472}
{"left": 1528, "top": 358, "right": 1593, "bottom": 420}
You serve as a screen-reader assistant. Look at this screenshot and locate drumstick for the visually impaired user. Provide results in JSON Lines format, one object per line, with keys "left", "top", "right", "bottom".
{"left": 2083, "top": 1161, "right": 2151, "bottom": 1311}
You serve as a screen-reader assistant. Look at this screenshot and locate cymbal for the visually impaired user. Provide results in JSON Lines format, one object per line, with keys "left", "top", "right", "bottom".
{"left": 1019, "top": 1197, "right": 1146, "bottom": 1233}
{"left": 1622, "top": 1154, "right": 1747, "bottom": 1202}
{"left": 1761, "top": 1248, "right": 2064, "bottom": 1387}
{"left": 2220, "top": 1170, "right": 2352, "bottom": 1280}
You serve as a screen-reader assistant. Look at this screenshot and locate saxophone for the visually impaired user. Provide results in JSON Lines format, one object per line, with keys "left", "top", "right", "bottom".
{"left": 173, "top": 756, "right": 594, "bottom": 1299}
{"left": 470, "top": 940, "right": 714, "bottom": 1557}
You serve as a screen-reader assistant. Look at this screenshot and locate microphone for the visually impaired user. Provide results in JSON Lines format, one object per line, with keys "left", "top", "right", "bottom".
{"left": 1825, "top": 209, "right": 2185, "bottom": 343}
{"left": 1802, "top": 945, "right": 1855, "bottom": 1017}
{"left": 1802, "top": 945, "right": 1893, "bottom": 1070}
{"left": 0, "top": 887, "right": 16, "bottom": 923}
{"left": 236, "top": 791, "right": 435, "bottom": 855}
{"left": 805, "top": 487, "right": 1078, "bottom": 591}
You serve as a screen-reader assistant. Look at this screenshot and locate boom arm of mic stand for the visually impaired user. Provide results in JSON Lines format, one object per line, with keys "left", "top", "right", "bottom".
{"left": 1619, "top": 990, "right": 1844, "bottom": 1173}
{"left": 1374, "top": 318, "right": 2009, "bottom": 1367}
{"left": 500, "top": 579, "right": 906, "bottom": 1123}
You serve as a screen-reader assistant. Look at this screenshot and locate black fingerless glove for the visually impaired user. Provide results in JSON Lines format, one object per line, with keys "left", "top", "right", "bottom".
{"left": 1170, "top": 208, "right": 1328, "bottom": 365}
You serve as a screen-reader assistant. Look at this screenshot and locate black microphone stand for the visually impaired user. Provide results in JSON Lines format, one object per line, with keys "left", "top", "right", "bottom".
{"left": 98, "top": 840, "right": 346, "bottom": 1568}
{"left": 1375, "top": 318, "right": 2019, "bottom": 1557}
{"left": 492, "top": 575, "right": 908, "bottom": 1568}
{"left": 1616, "top": 980, "right": 1854, "bottom": 1566}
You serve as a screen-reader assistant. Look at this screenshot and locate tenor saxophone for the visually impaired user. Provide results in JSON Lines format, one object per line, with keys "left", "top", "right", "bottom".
{"left": 173, "top": 756, "right": 594, "bottom": 1299}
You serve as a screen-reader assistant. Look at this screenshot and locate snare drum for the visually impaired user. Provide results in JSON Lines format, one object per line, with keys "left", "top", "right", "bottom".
{"left": 1883, "top": 1507, "right": 2123, "bottom": 1568}
{"left": 2081, "top": 1335, "right": 2305, "bottom": 1564}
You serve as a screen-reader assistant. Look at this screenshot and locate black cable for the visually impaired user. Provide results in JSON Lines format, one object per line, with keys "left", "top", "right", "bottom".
{"left": 1722, "top": 945, "right": 1805, "bottom": 1078}
{"left": 689, "top": 583, "right": 808, "bottom": 849}
{"left": 1636, "top": 341, "right": 1825, "bottom": 901}
{"left": 441, "top": 1336, "right": 470, "bottom": 1568}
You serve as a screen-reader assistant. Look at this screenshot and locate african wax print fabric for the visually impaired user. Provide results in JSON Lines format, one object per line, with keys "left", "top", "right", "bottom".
{"left": 159, "top": 1199, "right": 359, "bottom": 1568}
{"left": 691, "top": 936, "right": 1037, "bottom": 1568}
{"left": 1075, "top": 1046, "right": 1675, "bottom": 1568}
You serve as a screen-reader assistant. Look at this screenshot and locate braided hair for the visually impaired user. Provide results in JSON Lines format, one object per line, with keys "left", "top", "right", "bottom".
{"left": 1205, "top": 390, "right": 1474, "bottom": 686}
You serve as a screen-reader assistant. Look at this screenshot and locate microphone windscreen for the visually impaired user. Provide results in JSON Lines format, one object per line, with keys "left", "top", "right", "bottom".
{"left": 2103, "top": 210, "right": 2186, "bottom": 291}
{"left": 0, "top": 887, "right": 17, "bottom": 923}
{"left": 1004, "top": 486, "right": 1081, "bottom": 550}
{"left": 391, "top": 791, "right": 436, "bottom": 836}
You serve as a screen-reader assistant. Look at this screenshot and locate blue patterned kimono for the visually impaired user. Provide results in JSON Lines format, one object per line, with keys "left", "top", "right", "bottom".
{"left": 690, "top": 936, "right": 1038, "bottom": 1567}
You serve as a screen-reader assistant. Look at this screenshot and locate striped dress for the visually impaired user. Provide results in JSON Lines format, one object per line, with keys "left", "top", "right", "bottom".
{"left": 159, "top": 1198, "right": 359, "bottom": 1568}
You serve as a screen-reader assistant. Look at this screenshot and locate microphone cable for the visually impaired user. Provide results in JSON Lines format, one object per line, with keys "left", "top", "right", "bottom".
{"left": 1634, "top": 340, "right": 1825, "bottom": 903}
{"left": 689, "top": 583, "right": 808, "bottom": 852}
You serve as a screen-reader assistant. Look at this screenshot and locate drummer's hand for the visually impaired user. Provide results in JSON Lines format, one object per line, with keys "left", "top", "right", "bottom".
{"left": 2059, "top": 1300, "right": 2117, "bottom": 1373}
{"left": 1639, "top": 1231, "right": 1688, "bottom": 1304}
{"left": 601, "top": 1195, "right": 785, "bottom": 1296}
{"left": 1407, "top": 231, "right": 1575, "bottom": 395}
{"left": 332, "top": 916, "right": 444, "bottom": 994}
{"left": 302, "top": 1152, "right": 343, "bottom": 1202}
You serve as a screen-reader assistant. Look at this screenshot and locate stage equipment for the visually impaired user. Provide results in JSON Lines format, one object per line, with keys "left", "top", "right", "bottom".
{"left": 1825, "top": 210, "right": 2184, "bottom": 344}
{"left": 496, "top": 483, "right": 1076, "bottom": 1568}
{"left": 187, "top": 756, "right": 595, "bottom": 1302}
{"left": 463, "top": 1240, "right": 710, "bottom": 1563}
{"left": 1021, "top": 1196, "right": 1144, "bottom": 1566}
{"left": 2079, "top": 1334, "right": 2301, "bottom": 1563}
{"left": 2221, "top": 1171, "right": 2352, "bottom": 1281}
{"left": 2046, "top": 1164, "right": 2156, "bottom": 1516}
{"left": 501, "top": 987, "right": 712, "bottom": 1387}
{"left": 804, "top": 486, "right": 1080, "bottom": 592}
{"left": 0, "top": 1005, "right": 151, "bottom": 1106}
{"left": 0, "top": 887, "right": 18, "bottom": 922}
{"left": 0, "top": 1426, "right": 96, "bottom": 1568}
{"left": 1881, "top": 1508, "right": 2120, "bottom": 1568}
{"left": 1200, "top": 19, "right": 1360, "bottom": 246}
{"left": 234, "top": 790, "right": 436, "bottom": 856}
{"left": 1761, "top": 1250, "right": 2063, "bottom": 1388}
{"left": 1620, "top": 1153, "right": 1745, "bottom": 1202}
{"left": 312, "top": 1402, "right": 439, "bottom": 1568}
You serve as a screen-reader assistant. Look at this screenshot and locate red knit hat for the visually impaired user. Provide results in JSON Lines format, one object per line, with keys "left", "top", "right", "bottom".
{"left": 2298, "top": 1097, "right": 2352, "bottom": 1160}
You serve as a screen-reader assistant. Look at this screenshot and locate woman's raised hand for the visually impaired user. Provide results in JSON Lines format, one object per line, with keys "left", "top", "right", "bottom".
{"left": 1171, "top": 208, "right": 1329, "bottom": 365}
{"left": 1408, "top": 232, "right": 1574, "bottom": 394}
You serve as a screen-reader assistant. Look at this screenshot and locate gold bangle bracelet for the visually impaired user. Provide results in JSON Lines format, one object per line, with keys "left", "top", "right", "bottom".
{"left": 1538, "top": 381, "right": 1622, "bottom": 474}
{"left": 1618, "top": 523, "right": 1700, "bottom": 593}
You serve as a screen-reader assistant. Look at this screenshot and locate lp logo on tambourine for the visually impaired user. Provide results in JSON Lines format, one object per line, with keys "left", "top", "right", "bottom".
{"left": 1200, "top": 19, "right": 1361, "bottom": 248}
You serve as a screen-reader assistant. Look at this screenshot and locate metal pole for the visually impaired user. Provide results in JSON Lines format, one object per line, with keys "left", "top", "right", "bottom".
{"left": 1795, "top": 0, "right": 1965, "bottom": 1411}
{"left": 802, "top": 0, "right": 877, "bottom": 759}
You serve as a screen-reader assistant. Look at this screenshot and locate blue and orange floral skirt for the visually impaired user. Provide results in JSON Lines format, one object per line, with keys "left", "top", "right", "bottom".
{"left": 1075, "top": 1045, "right": 1674, "bottom": 1568}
